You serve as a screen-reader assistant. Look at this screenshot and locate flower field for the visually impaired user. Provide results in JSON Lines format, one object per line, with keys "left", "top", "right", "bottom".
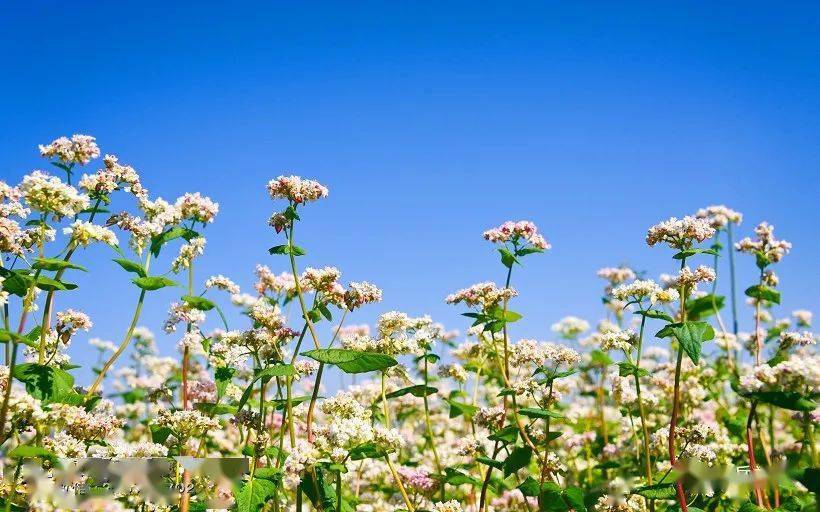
{"left": 0, "top": 135, "right": 816, "bottom": 511}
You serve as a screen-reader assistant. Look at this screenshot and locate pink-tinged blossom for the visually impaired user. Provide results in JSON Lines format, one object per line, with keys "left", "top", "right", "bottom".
{"left": 483, "top": 220, "right": 550, "bottom": 250}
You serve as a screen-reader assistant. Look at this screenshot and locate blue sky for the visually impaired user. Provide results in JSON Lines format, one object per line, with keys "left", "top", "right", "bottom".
{"left": 1, "top": 2, "right": 818, "bottom": 387}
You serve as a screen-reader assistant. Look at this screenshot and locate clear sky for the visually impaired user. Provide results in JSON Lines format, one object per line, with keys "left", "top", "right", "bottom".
{"left": 1, "top": 2, "right": 818, "bottom": 387}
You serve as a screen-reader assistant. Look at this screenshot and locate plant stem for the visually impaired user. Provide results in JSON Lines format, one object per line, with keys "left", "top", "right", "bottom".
{"left": 635, "top": 313, "right": 653, "bottom": 484}
{"left": 422, "top": 352, "right": 444, "bottom": 500}
{"left": 727, "top": 224, "right": 739, "bottom": 336}
{"left": 380, "top": 371, "right": 414, "bottom": 512}
{"left": 669, "top": 256, "right": 688, "bottom": 512}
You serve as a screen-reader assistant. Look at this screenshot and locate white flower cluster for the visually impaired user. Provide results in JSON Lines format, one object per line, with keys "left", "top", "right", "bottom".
{"left": 154, "top": 409, "right": 219, "bottom": 440}
{"left": 445, "top": 282, "right": 518, "bottom": 309}
{"left": 735, "top": 222, "right": 792, "bottom": 264}
{"left": 739, "top": 354, "right": 820, "bottom": 395}
{"left": 483, "top": 220, "right": 550, "bottom": 250}
{"left": 646, "top": 216, "right": 716, "bottom": 249}
{"left": 611, "top": 279, "right": 679, "bottom": 304}
{"left": 19, "top": 170, "right": 90, "bottom": 218}
{"left": 205, "top": 274, "right": 240, "bottom": 294}
{"left": 695, "top": 204, "right": 742, "bottom": 228}
{"left": 171, "top": 236, "right": 206, "bottom": 273}
{"left": 599, "top": 329, "right": 636, "bottom": 352}
{"left": 39, "top": 134, "right": 100, "bottom": 165}
{"left": 176, "top": 192, "right": 219, "bottom": 223}
{"left": 597, "top": 266, "right": 636, "bottom": 285}
{"left": 79, "top": 154, "right": 146, "bottom": 199}
{"left": 664, "top": 265, "right": 716, "bottom": 289}
{"left": 267, "top": 175, "right": 329, "bottom": 204}
{"left": 63, "top": 220, "right": 118, "bottom": 247}
{"left": 551, "top": 316, "right": 590, "bottom": 339}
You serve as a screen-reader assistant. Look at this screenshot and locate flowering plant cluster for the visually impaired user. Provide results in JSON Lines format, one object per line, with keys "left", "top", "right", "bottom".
{"left": 0, "top": 136, "right": 816, "bottom": 512}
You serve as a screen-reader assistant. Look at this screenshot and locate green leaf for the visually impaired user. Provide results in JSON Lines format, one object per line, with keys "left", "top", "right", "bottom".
{"left": 562, "top": 487, "right": 586, "bottom": 512}
{"left": 617, "top": 361, "right": 650, "bottom": 378}
{"left": 32, "top": 258, "right": 86, "bottom": 272}
{"left": 669, "top": 321, "right": 715, "bottom": 364}
{"left": 503, "top": 446, "right": 532, "bottom": 477}
{"left": 349, "top": 442, "right": 387, "bottom": 461}
{"left": 194, "top": 402, "right": 238, "bottom": 415}
{"left": 518, "top": 476, "right": 545, "bottom": 496}
{"left": 589, "top": 350, "right": 613, "bottom": 366}
{"left": 268, "top": 244, "right": 307, "bottom": 256}
{"left": 0, "top": 269, "right": 32, "bottom": 297}
{"left": 132, "top": 276, "right": 179, "bottom": 291}
{"left": 12, "top": 363, "right": 76, "bottom": 404}
{"left": 235, "top": 477, "right": 277, "bottom": 512}
{"left": 518, "top": 407, "right": 564, "bottom": 420}
{"left": 447, "top": 399, "right": 478, "bottom": 419}
{"left": 746, "top": 390, "right": 816, "bottom": 411}
{"left": 745, "top": 284, "right": 781, "bottom": 304}
{"left": 685, "top": 294, "right": 725, "bottom": 320}
{"left": 443, "top": 467, "right": 481, "bottom": 486}
{"left": 112, "top": 258, "right": 147, "bottom": 277}
{"left": 317, "top": 303, "right": 333, "bottom": 321}
{"left": 8, "top": 445, "right": 57, "bottom": 460}
{"left": 386, "top": 384, "right": 438, "bottom": 399}
{"left": 504, "top": 310, "right": 523, "bottom": 322}
{"left": 182, "top": 295, "right": 216, "bottom": 311}
{"left": 235, "top": 364, "right": 296, "bottom": 411}
{"left": 34, "top": 276, "right": 77, "bottom": 291}
{"left": 539, "top": 482, "right": 569, "bottom": 512}
{"left": 634, "top": 309, "right": 675, "bottom": 322}
{"left": 489, "top": 425, "right": 519, "bottom": 444}
{"left": 150, "top": 227, "right": 199, "bottom": 257}
{"left": 476, "top": 456, "right": 503, "bottom": 469}
{"left": 672, "top": 248, "right": 718, "bottom": 259}
{"left": 301, "top": 348, "right": 397, "bottom": 374}
{"left": 632, "top": 483, "right": 677, "bottom": 500}
{"left": 498, "top": 247, "right": 518, "bottom": 268}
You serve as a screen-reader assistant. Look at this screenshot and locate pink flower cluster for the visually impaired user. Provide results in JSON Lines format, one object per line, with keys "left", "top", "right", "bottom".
{"left": 267, "top": 175, "right": 329, "bottom": 204}
{"left": 483, "top": 220, "right": 550, "bottom": 250}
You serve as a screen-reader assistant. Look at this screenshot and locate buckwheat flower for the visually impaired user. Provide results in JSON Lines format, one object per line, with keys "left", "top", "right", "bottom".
{"left": 88, "top": 338, "right": 116, "bottom": 352}
{"left": 714, "top": 332, "right": 740, "bottom": 351}
{"left": 205, "top": 274, "right": 240, "bottom": 294}
{"left": 138, "top": 196, "right": 183, "bottom": 228}
{"left": 56, "top": 309, "right": 93, "bottom": 336}
{"left": 475, "top": 405, "right": 506, "bottom": 429}
{"left": 445, "top": 281, "right": 518, "bottom": 309}
{"left": 175, "top": 192, "right": 219, "bottom": 223}
{"left": 0, "top": 217, "right": 22, "bottom": 254}
{"left": 344, "top": 281, "right": 383, "bottom": 310}
{"left": 39, "top": 134, "right": 100, "bottom": 165}
{"left": 254, "top": 264, "right": 296, "bottom": 296}
{"left": 695, "top": 205, "right": 743, "bottom": 229}
{"left": 666, "top": 265, "right": 716, "bottom": 289}
{"left": 81, "top": 154, "right": 146, "bottom": 199}
{"left": 19, "top": 170, "right": 90, "bottom": 218}
{"left": 47, "top": 403, "right": 125, "bottom": 440}
{"left": 267, "top": 175, "right": 329, "bottom": 204}
{"left": 230, "top": 292, "right": 258, "bottom": 308}
{"left": 44, "top": 432, "right": 87, "bottom": 458}
{"left": 646, "top": 216, "right": 715, "bottom": 249}
{"left": 779, "top": 331, "right": 816, "bottom": 350}
{"left": 301, "top": 266, "right": 342, "bottom": 294}
{"left": 735, "top": 222, "right": 792, "bottom": 264}
{"left": 373, "top": 424, "right": 404, "bottom": 453}
{"left": 597, "top": 266, "right": 637, "bottom": 286}
{"left": 171, "top": 236, "right": 206, "bottom": 273}
{"left": 208, "top": 331, "right": 249, "bottom": 369}
{"left": 178, "top": 331, "right": 205, "bottom": 354}
{"left": 483, "top": 220, "right": 550, "bottom": 250}
{"left": 63, "top": 220, "right": 118, "bottom": 247}
{"left": 551, "top": 316, "right": 590, "bottom": 339}
{"left": 109, "top": 212, "right": 162, "bottom": 254}
{"left": 793, "top": 310, "right": 813, "bottom": 327}
{"left": 398, "top": 466, "right": 438, "bottom": 494}
{"left": 155, "top": 409, "right": 219, "bottom": 440}
{"left": 543, "top": 342, "right": 581, "bottom": 367}
{"left": 15, "top": 224, "right": 56, "bottom": 255}
{"left": 432, "top": 500, "right": 463, "bottom": 512}
{"left": 163, "top": 302, "right": 206, "bottom": 333}
{"left": 294, "top": 359, "right": 320, "bottom": 379}
{"left": 437, "top": 363, "right": 468, "bottom": 382}
{"left": 283, "top": 440, "right": 318, "bottom": 489}
{"left": 248, "top": 300, "right": 286, "bottom": 330}
{"left": 600, "top": 329, "right": 637, "bottom": 352}
{"left": 456, "top": 435, "right": 486, "bottom": 456}
{"left": 762, "top": 269, "right": 779, "bottom": 286}
{"left": 611, "top": 279, "right": 660, "bottom": 302}
{"left": 338, "top": 324, "right": 370, "bottom": 338}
